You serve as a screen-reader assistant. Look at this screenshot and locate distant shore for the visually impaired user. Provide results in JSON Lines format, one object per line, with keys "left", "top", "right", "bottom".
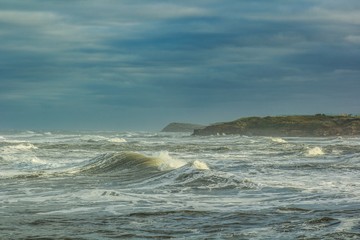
{"left": 192, "top": 114, "right": 360, "bottom": 137}
{"left": 161, "top": 122, "right": 206, "bottom": 132}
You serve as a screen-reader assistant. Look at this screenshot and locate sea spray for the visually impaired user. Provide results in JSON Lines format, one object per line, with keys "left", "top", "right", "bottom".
{"left": 155, "top": 151, "right": 186, "bottom": 171}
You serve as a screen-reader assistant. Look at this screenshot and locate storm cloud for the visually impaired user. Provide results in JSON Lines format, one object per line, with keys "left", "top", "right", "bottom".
{"left": 1, "top": 0, "right": 359, "bottom": 130}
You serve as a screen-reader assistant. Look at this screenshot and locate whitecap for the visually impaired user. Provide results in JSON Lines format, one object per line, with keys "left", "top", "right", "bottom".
{"left": 81, "top": 135, "right": 107, "bottom": 142}
{"left": 155, "top": 151, "right": 186, "bottom": 171}
{"left": 192, "top": 160, "right": 210, "bottom": 170}
{"left": 306, "top": 147, "right": 325, "bottom": 157}
{"left": 271, "top": 137, "right": 287, "bottom": 143}
{"left": 8, "top": 143, "right": 38, "bottom": 151}
{"left": 38, "top": 206, "right": 101, "bottom": 215}
{"left": 30, "top": 156, "right": 48, "bottom": 165}
{"left": 108, "top": 137, "right": 127, "bottom": 143}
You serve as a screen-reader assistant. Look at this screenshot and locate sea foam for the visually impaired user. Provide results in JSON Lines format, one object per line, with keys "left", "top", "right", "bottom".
{"left": 192, "top": 160, "right": 210, "bottom": 170}
{"left": 108, "top": 138, "right": 127, "bottom": 143}
{"left": 8, "top": 143, "right": 38, "bottom": 151}
{"left": 306, "top": 147, "right": 325, "bottom": 157}
{"left": 156, "top": 151, "right": 187, "bottom": 171}
{"left": 271, "top": 137, "right": 287, "bottom": 143}
{"left": 155, "top": 151, "right": 210, "bottom": 171}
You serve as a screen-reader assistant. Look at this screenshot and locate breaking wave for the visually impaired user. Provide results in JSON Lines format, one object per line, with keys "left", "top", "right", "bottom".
{"left": 271, "top": 137, "right": 287, "bottom": 144}
{"left": 306, "top": 147, "right": 325, "bottom": 157}
{"left": 7, "top": 143, "right": 38, "bottom": 151}
{"left": 192, "top": 160, "right": 210, "bottom": 170}
{"left": 107, "top": 138, "right": 127, "bottom": 143}
{"left": 80, "top": 151, "right": 209, "bottom": 176}
{"left": 80, "top": 152, "right": 163, "bottom": 175}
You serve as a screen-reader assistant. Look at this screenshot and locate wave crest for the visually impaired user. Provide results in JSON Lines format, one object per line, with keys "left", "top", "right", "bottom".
{"left": 107, "top": 138, "right": 127, "bottom": 143}
{"left": 192, "top": 160, "right": 209, "bottom": 170}
{"left": 271, "top": 137, "right": 287, "bottom": 143}
{"left": 154, "top": 151, "right": 186, "bottom": 171}
{"left": 81, "top": 152, "right": 162, "bottom": 174}
{"left": 80, "top": 151, "right": 202, "bottom": 175}
{"left": 306, "top": 147, "right": 325, "bottom": 157}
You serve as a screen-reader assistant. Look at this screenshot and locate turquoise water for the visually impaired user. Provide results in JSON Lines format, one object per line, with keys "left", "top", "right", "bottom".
{"left": 1, "top": 131, "right": 360, "bottom": 239}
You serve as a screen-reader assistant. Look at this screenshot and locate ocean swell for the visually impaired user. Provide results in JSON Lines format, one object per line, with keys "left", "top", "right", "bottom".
{"left": 173, "top": 169, "right": 260, "bottom": 191}
{"left": 80, "top": 152, "right": 163, "bottom": 175}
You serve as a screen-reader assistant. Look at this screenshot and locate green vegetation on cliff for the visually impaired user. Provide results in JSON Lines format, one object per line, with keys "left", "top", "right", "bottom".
{"left": 193, "top": 114, "right": 360, "bottom": 137}
{"left": 161, "top": 122, "right": 205, "bottom": 132}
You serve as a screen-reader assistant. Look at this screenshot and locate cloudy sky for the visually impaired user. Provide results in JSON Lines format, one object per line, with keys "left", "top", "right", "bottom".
{"left": 1, "top": 0, "right": 359, "bottom": 130}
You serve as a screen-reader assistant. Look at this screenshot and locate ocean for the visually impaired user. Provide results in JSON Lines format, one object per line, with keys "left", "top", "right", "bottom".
{"left": 1, "top": 131, "right": 359, "bottom": 239}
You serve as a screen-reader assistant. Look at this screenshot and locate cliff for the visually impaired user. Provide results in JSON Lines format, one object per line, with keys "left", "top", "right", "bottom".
{"left": 193, "top": 115, "right": 360, "bottom": 137}
{"left": 161, "top": 122, "right": 206, "bottom": 132}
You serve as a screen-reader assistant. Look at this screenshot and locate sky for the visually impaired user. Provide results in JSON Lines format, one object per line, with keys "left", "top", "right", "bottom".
{"left": 0, "top": 0, "right": 360, "bottom": 131}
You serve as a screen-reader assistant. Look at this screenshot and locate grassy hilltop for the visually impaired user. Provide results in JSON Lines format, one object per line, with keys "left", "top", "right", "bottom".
{"left": 193, "top": 114, "right": 360, "bottom": 137}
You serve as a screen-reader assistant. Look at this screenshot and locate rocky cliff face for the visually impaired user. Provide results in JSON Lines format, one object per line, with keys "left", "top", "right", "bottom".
{"left": 161, "top": 123, "right": 205, "bottom": 132}
{"left": 193, "top": 115, "right": 360, "bottom": 137}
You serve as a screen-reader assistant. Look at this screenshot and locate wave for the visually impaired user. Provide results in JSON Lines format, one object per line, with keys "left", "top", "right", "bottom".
{"left": 154, "top": 151, "right": 187, "bottom": 171}
{"left": 0, "top": 142, "right": 38, "bottom": 152}
{"left": 107, "top": 138, "right": 127, "bottom": 143}
{"left": 171, "top": 169, "right": 260, "bottom": 191}
{"left": 192, "top": 160, "right": 210, "bottom": 170}
{"left": 2, "top": 150, "right": 210, "bottom": 181}
{"left": 85, "top": 153, "right": 257, "bottom": 192}
{"left": 305, "top": 147, "right": 325, "bottom": 157}
{"left": 80, "top": 152, "right": 162, "bottom": 175}
{"left": 80, "top": 151, "right": 209, "bottom": 175}
{"left": 7, "top": 143, "right": 38, "bottom": 151}
{"left": 271, "top": 137, "right": 287, "bottom": 144}
{"left": 0, "top": 143, "right": 41, "bottom": 165}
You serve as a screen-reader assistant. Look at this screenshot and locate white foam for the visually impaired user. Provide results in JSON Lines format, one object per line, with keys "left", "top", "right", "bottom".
{"left": 8, "top": 143, "right": 38, "bottom": 150}
{"left": 216, "top": 133, "right": 226, "bottom": 136}
{"left": 155, "top": 151, "right": 186, "bottom": 171}
{"left": 192, "top": 160, "right": 210, "bottom": 170}
{"left": 152, "top": 151, "right": 210, "bottom": 171}
{"left": 108, "top": 137, "right": 127, "bottom": 143}
{"left": 81, "top": 135, "right": 107, "bottom": 142}
{"left": 271, "top": 137, "right": 287, "bottom": 143}
{"left": 306, "top": 147, "right": 325, "bottom": 157}
{"left": 38, "top": 207, "right": 101, "bottom": 215}
{"left": 30, "top": 156, "right": 48, "bottom": 165}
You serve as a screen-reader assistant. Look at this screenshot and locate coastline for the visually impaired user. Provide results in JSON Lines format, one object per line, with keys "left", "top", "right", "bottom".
{"left": 192, "top": 114, "right": 360, "bottom": 137}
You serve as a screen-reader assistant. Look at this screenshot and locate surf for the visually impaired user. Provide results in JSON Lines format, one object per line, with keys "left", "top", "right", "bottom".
{"left": 80, "top": 151, "right": 209, "bottom": 175}
{"left": 306, "top": 146, "right": 325, "bottom": 157}
{"left": 80, "top": 152, "right": 163, "bottom": 175}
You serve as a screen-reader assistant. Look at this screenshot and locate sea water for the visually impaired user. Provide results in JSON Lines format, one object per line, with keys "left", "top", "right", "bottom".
{"left": 0, "top": 131, "right": 360, "bottom": 239}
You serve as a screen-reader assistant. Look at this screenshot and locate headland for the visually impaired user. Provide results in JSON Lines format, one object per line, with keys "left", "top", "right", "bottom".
{"left": 192, "top": 114, "right": 360, "bottom": 137}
